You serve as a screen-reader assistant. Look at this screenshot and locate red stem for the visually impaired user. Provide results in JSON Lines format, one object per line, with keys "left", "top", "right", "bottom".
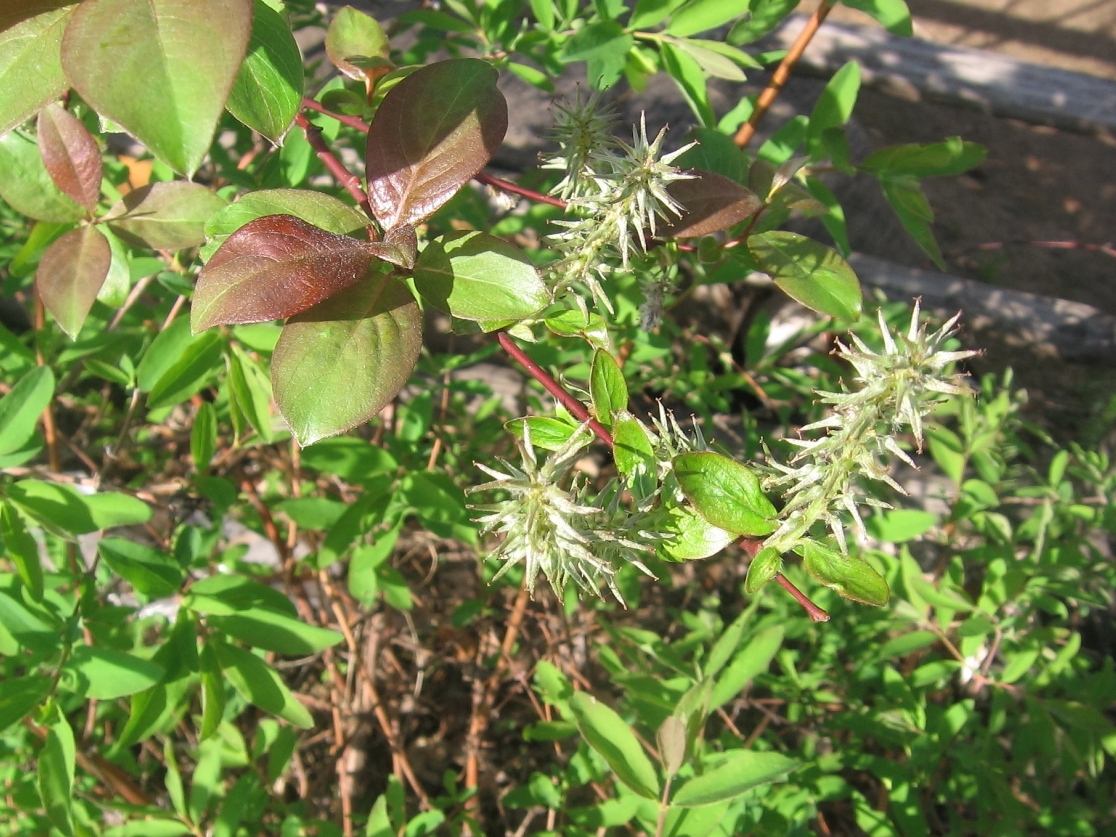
{"left": 294, "top": 112, "right": 372, "bottom": 217}
{"left": 774, "top": 573, "right": 829, "bottom": 622}
{"left": 475, "top": 172, "right": 567, "bottom": 209}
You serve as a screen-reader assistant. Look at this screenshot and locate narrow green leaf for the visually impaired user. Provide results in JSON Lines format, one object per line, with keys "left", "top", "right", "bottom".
{"left": 658, "top": 715, "right": 687, "bottom": 778}
{"left": 0, "top": 501, "right": 43, "bottom": 600}
{"left": 186, "top": 574, "right": 299, "bottom": 617}
{"left": 61, "top": 0, "right": 253, "bottom": 176}
{"left": 0, "top": 6, "right": 72, "bottom": 137}
{"left": 673, "top": 452, "right": 776, "bottom": 536}
{"left": 667, "top": 0, "right": 749, "bottom": 38}
{"left": 560, "top": 20, "right": 632, "bottom": 89}
{"left": 879, "top": 175, "right": 945, "bottom": 268}
{"left": 672, "top": 750, "right": 798, "bottom": 807}
{"left": 164, "top": 738, "right": 187, "bottom": 818}
{"left": 710, "top": 625, "right": 784, "bottom": 709}
{"left": 748, "top": 230, "right": 862, "bottom": 321}
{"left": 191, "top": 401, "right": 218, "bottom": 472}
{"left": 589, "top": 350, "right": 628, "bottom": 427}
{"left": 35, "top": 225, "right": 112, "bottom": 339}
{"left": 198, "top": 640, "right": 225, "bottom": 740}
{"left": 743, "top": 547, "right": 781, "bottom": 594}
{"left": 0, "top": 366, "right": 53, "bottom": 456}
{"left": 214, "top": 641, "right": 314, "bottom": 728}
{"left": 38, "top": 705, "right": 76, "bottom": 837}
{"left": 62, "top": 645, "right": 166, "bottom": 700}
{"left": 0, "top": 674, "right": 51, "bottom": 734}
{"left": 861, "top": 137, "right": 987, "bottom": 178}
{"left": 727, "top": 0, "right": 797, "bottom": 45}
{"left": 806, "top": 61, "right": 860, "bottom": 159}
{"left": 98, "top": 537, "right": 185, "bottom": 599}
{"left": 226, "top": 0, "right": 304, "bottom": 140}
{"left": 569, "top": 692, "right": 660, "bottom": 800}
{"left": 146, "top": 329, "right": 224, "bottom": 410}
{"left": 272, "top": 274, "right": 422, "bottom": 446}
{"left": 208, "top": 607, "right": 343, "bottom": 655}
{"left": 797, "top": 541, "right": 890, "bottom": 606}
{"left": 660, "top": 40, "right": 714, "bottom": 127}
{"left": 841, "top": 0, "right": 913, "bottom": 36}
{"left": 413, "top": 231, "right": 548, "bottom": 324}
{"left": 348, "top": 526, "right": 401, "bottom": 607}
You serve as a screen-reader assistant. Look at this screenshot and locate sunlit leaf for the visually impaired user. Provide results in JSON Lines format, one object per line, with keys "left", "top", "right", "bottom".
{"left": 60, "top": 0, "right": 253, "bottom": 176}
{"left": 672, "top": 750, "right": 798, "bottom": 807}
{"left": 365, "top": 58, "right": 507, "bottom": 229}
{"left": 62, "top": 645, "right": 165, "bottom": 700}
{"left": 748, "top": 231, "right": 862, "bottom": 321}
{"left": 661, "top": 169, "right": 762, "bottom": 238}
{"left": 36, "top": 103, "right": 102, "bottom": 210}
{"left": 0, "top": 5, "right": 72, "bottom": 137}
{"left": 213, "top": 641, "right": 314, "bottom": 728}
{"left": 0, "top": 366, "right": 54, "bottom": 456}
{"left": 673, "top": 452, "right": 776, "bottom": 536}
{"left": 272, "top": 274, "right": 421, "bottom": 445}
{"left": 226, "top": 0, "right": 304, "bottom": 141}
{"left": 103, "top": 181, "right": 228, "bottom": 250}
{"left": 325, "top": 5, "right": 392, "bottom": 82}
{"left": 569, "top": 692, "right": 660, "bottom": 800}
{"left": 797, "top": 541, "right": 890, "bottom": 606}
{"left": 0, "top": 128, "right": 84, "bottom": 222}
{"left": 35, "top": 225, "right": 112, "bottom": 339}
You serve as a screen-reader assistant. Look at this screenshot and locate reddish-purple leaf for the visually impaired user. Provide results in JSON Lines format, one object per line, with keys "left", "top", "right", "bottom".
{"left": 365, "top": 58, "right": 507, "bottom": 230}
{"left": 370, "top": 225, "right": 417, "bottom": 269}
{"left": 36, "top": 225, "right": 112, "bottom": 339}
{"left": 660, "top": 169, "right": 763, "bottom": 238}
{"left": 36, "top": 104, "right": 102, "bottom": 211}
{"left": 192, "top": 215, "right": 378, "bottom": 333}
{"left": 272, "top": 275, "right": 422, "bottom": 445}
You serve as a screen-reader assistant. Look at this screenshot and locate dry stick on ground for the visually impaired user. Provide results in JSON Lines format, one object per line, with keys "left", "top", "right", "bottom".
{"left": 734, "top": 0, "right": 834, "bottom": 148}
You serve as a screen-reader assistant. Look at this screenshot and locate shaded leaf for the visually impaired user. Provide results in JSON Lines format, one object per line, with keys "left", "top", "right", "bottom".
{"left": 0, "top": 6, "right": 72, "bottom": 137}
{"left": 60, "top": 0, "right": 253, "bottom": 176}
{"left": 560, "top": 20, "right": 632, "bottom": 90}
{"left": 0, "top": 128, "right": 84, "bottom": 222}
{"left": 272, "top": 274, "right": 421, "bottom": 445}
{"left": 673, "top": 452, "right": 775, "bottom": 536}
{"left": 38, "top": 706, "right": 75, "bottom": 837}
{"left": 226, "top": 0, "right": 304, "bottom": 141}
{"left": 569, "top": 692, "right": 660, "bottom": 800}
{"left": 207, "top": 608, "right": 343, "bottom": 655}
{"left": 103, "top": 181, "right": 227, "bottom": 250}
{"left": 710, "top": 625, "right": 784, "bottom": 709}
{"left": 35, "top": 225, "right": 112, "bottom": 339}
{"left": 192, "top": 214, "right": 376, "bottom": 332}
{"left": 412, "top": 230, "right": 547, "bottom": 323}
{"left": 0, "top": 366, "right": 54, "bottom": 456}
{"left": 0, "top": 674, "right": 51, "bottom": 734}
{"left": 590, "top": 350, "right": 627, "bottom": 427}
{"left": 661, "top": 169, "right": 762, "bottom": 237}
{"left": 37, "top": 103, "right": 102, "bottom": 210}
{"left": 1, "top": 500, "right": 43, "bottom": 601}
{"left": 748, "top": 231, "right": 862, "bottom": 321}
{"left": 98, "top": 537, "right": 185, "bottom": 599}
{"left": 667, "top": 0, "right": 750, "bottom": 38}
{"left": 862, "top": 137, "right": 985, "bottom": 178}
{"left": 365, "top": 58, "right": 507, "bottom": 229}
{"left": 213, "top": 641, "right": 314, "bottom": 728}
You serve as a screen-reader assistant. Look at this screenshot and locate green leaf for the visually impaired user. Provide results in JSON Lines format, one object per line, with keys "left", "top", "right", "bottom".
{"left": 272, "top": 274, "right": 422, "bottom": 446}
{"left": 191, "top": 401, "right": 217, "bottom": 472}
{"left": 299, "top": 436, "right": 398, "bottom": 483}
{"left": 62, "top": 645, "right": 166, "bottom": 700}
{"left": 38, "top": 705, "right": 76, "bottom": 837}
{"left": 667, "top": 0, "right": 749, "bottom": 37}
{"left": 710, "top": 625, "right": 784, "bottom": 709}
{"left": 413, "top": 231, "right": 548, "bottom": 324}
{"left": 0, "top": 365, "right": 54, "bottom": 455}
{"left": 0, "top": 128, "right": 84, "bottom": 222}
{"left": 806, "top": 61, "right": 860, "bottom": 159}
{"left": 35, "top": 225, "right": 112, "bottom": 339}
{"left": 671, "top": 749, "right": 798, "bottom": 807}
{"left": 37, "top": 103, "right": 103, "bottom": 211}
{"left": 505, "top": 416, "right": 583, "bottom": 452}
{"left": 227, "top": 345, "right": 277, "bottom": 442}
{"left": 861, "top": 137, "right": 986, "bottom": 178}
{"left": 60, "top": 0, "right": 253, "bottom": 176}
{"left": 748, "top": 231, "right": 862, "bottom": 321}
{"left": 589, "top": 350, "right": 628, "bottom": 427}
{"left": 214, "top": 641, "right": 314, "bottom": 728}
{"left": 673, "top": 452, "right": 775, "bottom": 536}
{"left": 560, "top": 20, "right": 633, "bottom": 89}
{"left": 9, "top": 479, "right": 150, "bottom": 534}
{"left": 0, "top": 6, "right": 72, "bottom": 137}
{"left": 348, "top": 526, "right": 401, "bottom": 607}
{"left": 209, "top": 607, "right": 343, "bottom": 656}
{"left": 325, "top": 5, "right": 391, "bottom": 81}
{"left": 568, "top": 692, "right": 660, "bottom": 800}
{"left": 365, "top": 58, "right": 507, "bottom": 229}
{"left": 98, "top": 537, "right": 186, "bottom": 599}
{"left": 841, "top": 0, "right": 913, "bottom": 37}
{"left": 660, "top": 40, "right": 714, "bottom": 127}
{"left": 727, "top": 0, "right": 797, "bottom": 45}
{"left": 797, "top": 541, "right": 890, "bottom": 606}
{"left": 628, "top": 0, "right": 675, "bottom": 30}
{"left": 226, "top": 0, "right": 304, "bottom": 141}
{"left": 103, "top": 181, "right": 228, "bottom": 250}
{"left": 0, "top": 674, "right": 51, "bottom": 734}
{"left": 1, "top": 500, "right": 43, "bottom": 600}
{"left": 878, "top": 175, "right": 944, "bottom": 268}
{"left": 865, "top": 509, "right": 938, "bottom": 543}
{"left": 146, "top": 329, "right": 224, "bottom": 409}
{"left": 198, "top": 640, "right": 226, "bottom": 740}
{"left": 668, "top": 38, "right": 747, "bottom": 82}
{"left": 658, "top": 503, "right": 736, "bottom": 562}
{"left": 743, "top": 547, "right": 781, "bottom": 594}
{"left": 185, "top": 573, "right": 299, "bottom": 617}
{"left": 612, "top": 416, "right": 656, "bottom": 486}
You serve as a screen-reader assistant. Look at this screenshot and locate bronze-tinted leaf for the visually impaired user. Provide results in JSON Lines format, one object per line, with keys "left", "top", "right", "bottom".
{"left": 192, "top": 215, "right": 377, "bottom": 333}
{"left": 365, "top": 58, "right": 507, "bottom": 230}
{"left": 36, "top": 225, "right": 112, "bottom": 339}
{"left": 272, "top": 275, "right": 422, "bottom": 445}
{"left": 37, "top": 104, "right": 102, "bottom": 211}
{"left": 369, "top": 225, "right": 416, "bottom": 269}
{"left": 102, "top": 181, "right": 227, "bottom": 250}
{"left": 660, "top": 169, "right": 762, "bottom": 238}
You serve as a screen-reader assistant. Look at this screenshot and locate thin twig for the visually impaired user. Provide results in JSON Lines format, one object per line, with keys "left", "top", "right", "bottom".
{"left": 734, "top": 1, "right": 834, "bottom": 148}
{"left": 774, "top": 572, "right": 830, "bottom": 622}
{"left": 294, "top": 112, "right": 373, "bottom": 218}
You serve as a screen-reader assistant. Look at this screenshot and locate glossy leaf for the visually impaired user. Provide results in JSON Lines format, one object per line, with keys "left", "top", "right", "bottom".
{"left": 0, "top": 129, "right": 84, "bottom": 222}
{"left": 413, "top": 230, "right": 548, "bottom": 324}
{"left": 1, "top": 501, "right": 43, "bottom": 601}
{"left": 0, "top": 5, "right": 72, "bottom": 137}
{"left": 659, "top": 503, "right": 736, "bottom": 562}
{"left": 226, "top": 0, "right": 304, "bottom": 141}
{"left": 661, "top": 169, "right": 762, "bottom": 238}
{"left": 667, "top": 0, "right": 749, "bottom": 38}
{"left": 202, "top": 188, "right": 369, "bottom": 260}
{"left": 589, "top": 350, "right": 627, "bottom": 427}
{"left": 38, "top": 706, "right": 75, "bottom": 837}
{"left": 213, "top": 641, "right": 314, "bottom": 728}
{"left": 748, "top": 231, "right": 862, "bottom": 321}
{"left": 36, "top": 225, "right": 112, "bottom": 339}
{"left": 271, "top": 274, "right": 422, "bottom": 445}
{"left": 97, "top": 537, "right": 185, "bottom": 599}
{"left": 798, "top": 541, "right": 890, "bottom": 606}
{"left": 325, "top": 5, "right": 392, "bottom": 81}
{"left": 673, "top": 452, "right": 776, "bottom": 536}
{"left": 60, "top": 0, "right": 253, "bottom": 176}
{"left": 568, "top": 692, "right": 660, "bottom": 800}
{"left": 37, "top": 104, "right": 102, "bottom": 211}
{"left": 744, "top": 547, "right": 782, "bottom": 594}
{"left": 0, "top": 366, "right": 54, "bottom": 456}
{"left": 192, "top": 214, "right": 376, "bottom": 332}
{"left": 62, "top": 645, "right": 165, "bottom": 700}
{"left": 365, "top": 58, "right": 508, "bottom": 229}
{"left": 672, "top": 750, "right": 798, "bottom": 807}
{"left": 103, "top": 181, "right": 227, "bottom": 250}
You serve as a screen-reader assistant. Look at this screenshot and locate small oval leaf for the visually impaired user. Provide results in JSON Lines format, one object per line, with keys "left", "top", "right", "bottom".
{"left": 748, "top": 231, "right": 862, "bottom": 321}
{"left": 589, "top": 350, "right": 627, "bottom": 427}
{"left": 798, "top": 541, "right": 890, "bottom": 606}
{"left": 673, "top": 452, "right": 775, "bottom": 536}
{"left": 103, "top": 181, "right": 227, "bottom": 250}
{"left": 325, "top": 5, "right": 392, "bottom": 81}
{"left": 225, "top": 0, "right": 304, "bottom": 141}
{"left": 569, "top": 692, "right": 660, "bottom": 800}
{"left": 192, "top": 214, "right": 376, "bottom": 332}
{"left": 37, "top": 104, "right": 102, "bottom": 211}
{"left": 365, "top": 58, "right": 508, "bottom": 229}
{"left": 36, "top": 225, "right": 112, "bottom": 339}
{"left": 661, "top": 169, "right": 762, "bottom": 238}
{"left": 0, "top": 6, "right": 72, "bottom": 137}
{"left": 659, "top": 503, "right": 736, "bottom": 562}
